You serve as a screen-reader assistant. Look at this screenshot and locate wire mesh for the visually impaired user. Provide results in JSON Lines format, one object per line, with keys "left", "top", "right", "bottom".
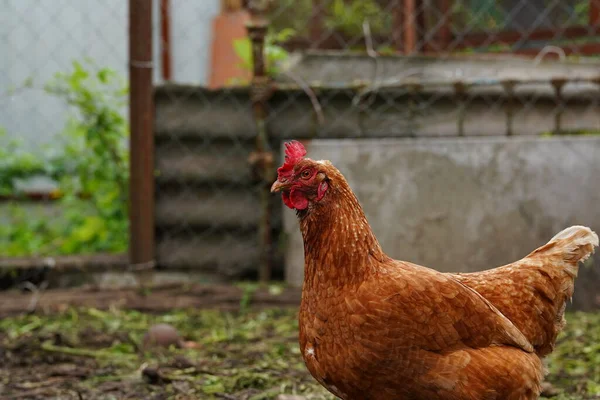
{"left": 0, "top": 0, "right": 137, "bottom": 289}
{"left": 266, "top": 0, "right": 600, "bottom": 138}
{"left": 262, "top": 0, "right": 600, "bottom": 283}
{"left": 1, "top": 0, "right": 599, "bottom": 290}
{"left": 151, "top": 1, "right": 275, "bottom": 283}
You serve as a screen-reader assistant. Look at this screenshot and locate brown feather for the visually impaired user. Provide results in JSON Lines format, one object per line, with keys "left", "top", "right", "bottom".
{"left": 281, "top": 157, "right": 597, "bottom": 400}
{"left": 454, "top": 226, "right": 598, "bottom": 356}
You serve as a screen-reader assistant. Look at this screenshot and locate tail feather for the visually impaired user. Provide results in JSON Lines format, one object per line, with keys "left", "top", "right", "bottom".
{"left": 523, "top": 225, "right": 598, "bottom": 354}
{"left": 456, "top": 225, "right": 598, "bottom": 357}
{"left": 531, "top": 225, "right": 599, "bottom": 269}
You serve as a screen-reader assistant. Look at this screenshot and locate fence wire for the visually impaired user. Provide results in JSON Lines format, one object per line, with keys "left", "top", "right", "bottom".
{"left": 156, "top": 0, "right": 599, "bottom": 283}
{"left": 0, "top": 0, "right": 139, "bottom": 290}
{"left": 1, "top": 0, "right": 599, "bottom": 291}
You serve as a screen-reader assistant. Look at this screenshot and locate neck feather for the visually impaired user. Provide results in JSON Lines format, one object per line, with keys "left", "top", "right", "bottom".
{"left": 298, "top": 174, "right": 387, "bottom": 287}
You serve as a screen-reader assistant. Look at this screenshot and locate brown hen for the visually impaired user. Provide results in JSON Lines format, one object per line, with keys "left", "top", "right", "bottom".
{"left": 271, "top": 141, "right": 598, "bottom": 400}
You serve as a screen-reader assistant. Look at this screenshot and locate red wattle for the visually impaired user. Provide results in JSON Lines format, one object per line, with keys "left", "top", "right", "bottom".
{"left": 290, "top": 188, "right": 309, "bottom": 210}
{"left": 282, "top": 192, "right": 295, "bottom": 209}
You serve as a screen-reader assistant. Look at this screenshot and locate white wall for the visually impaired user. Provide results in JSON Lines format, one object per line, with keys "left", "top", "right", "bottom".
{"left": 0, "top": 0, "right": 219, "bottom": 152}
{"left": 170, "top": 0, "right": 220, "bottom": 84}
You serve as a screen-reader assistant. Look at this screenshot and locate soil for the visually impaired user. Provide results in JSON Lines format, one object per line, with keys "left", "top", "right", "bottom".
{"left": 0, "top": 283, "right": 302, "bottom": 317}
{"left": 0, "top": 285, "right": 599, "bottom": 400}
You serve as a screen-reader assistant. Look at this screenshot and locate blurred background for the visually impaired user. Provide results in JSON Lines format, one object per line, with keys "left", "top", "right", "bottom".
{"left": 0, "top": 0, "right": 599, "bottom": 399}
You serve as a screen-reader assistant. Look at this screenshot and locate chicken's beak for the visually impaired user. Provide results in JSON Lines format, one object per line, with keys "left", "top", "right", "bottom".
{"left": 270, "top": 180, "right": 289, "bottom": 193}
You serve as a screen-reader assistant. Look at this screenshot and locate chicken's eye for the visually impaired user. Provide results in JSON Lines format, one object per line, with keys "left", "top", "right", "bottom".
{"left": 301, "top": 169, "right": 311, "bottom": 179}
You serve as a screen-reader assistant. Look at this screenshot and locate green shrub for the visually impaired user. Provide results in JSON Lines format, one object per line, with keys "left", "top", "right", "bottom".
{"left": 0, "top": 60, "right": 129, "bottom": 256}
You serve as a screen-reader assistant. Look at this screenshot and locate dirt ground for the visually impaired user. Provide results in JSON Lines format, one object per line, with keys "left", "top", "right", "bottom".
{"left": 0, "top": 283, "right": 302, "bottom": 317}
{"left": 0, "top": 285, "right": 599, "bottom": 400}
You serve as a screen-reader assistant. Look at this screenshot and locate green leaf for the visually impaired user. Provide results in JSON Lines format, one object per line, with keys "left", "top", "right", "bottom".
{"left": 72, "top": 216, "right": 105, "bottom": 243}
{"left": 233, "top": 37, "right": 253, "bottom": 70}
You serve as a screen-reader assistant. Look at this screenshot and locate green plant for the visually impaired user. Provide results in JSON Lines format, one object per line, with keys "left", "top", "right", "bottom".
{"left": 232, "top": 28, "right": 296, "bottom": 82}
{"left": 326, "top": 0, "right": 389, "bottom": 37}
{"left": 269, "top": 0, "right": 313, "bottom": 36}
{"left": 574, "top": 1, "right": 589, "bottom": 25}
{"left": 45, "top": 61, "right": 129, "bottom": 254}
{"left": 0, "top": 60, "right": 129, "bottom": 256}
{"left": 0, "top": 130, "right": 48, "bottom": 196}
{"left": 451, "top": 0, "right": 504, "bottom": 32}
{"left": 269, "top": 0, "right": 390, "bottom": 43}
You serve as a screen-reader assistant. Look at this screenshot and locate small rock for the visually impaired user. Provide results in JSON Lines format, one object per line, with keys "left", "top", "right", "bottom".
{"left": 275, "top": 395, "right": 307, "bottom": 400}
{"left": 142, "top": 324, "right": 184, "bottom": 349}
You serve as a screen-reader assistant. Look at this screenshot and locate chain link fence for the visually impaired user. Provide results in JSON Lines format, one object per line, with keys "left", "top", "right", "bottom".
{"left": 265, "top": 0, "right": 600, "bottom": 138}
{"left": 1, "top": 0, "right": 599, "bottom": 290}
{"left": 255, "top": 0, "right": 600, "bottom": 291}
{"left": 271, "top": 0, "right": 599, "bottom": 53}
{"left": 154, "top": 0, "right": 267, "bottom": 283}
{"left": 0, "top": 1, "right": 132, "bottom": 290}
{"left": 0, "top": 0, "right": 254, "bottom": 290}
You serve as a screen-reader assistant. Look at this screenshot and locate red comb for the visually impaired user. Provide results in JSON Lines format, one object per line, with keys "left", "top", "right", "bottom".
{"left": 284, "top": 140, "right": 307, "bottom": 162}
{"left": 277, "top": 140, "right": 307, "bottom": 179}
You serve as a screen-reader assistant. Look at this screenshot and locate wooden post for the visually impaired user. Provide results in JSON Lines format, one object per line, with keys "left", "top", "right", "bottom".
{"left": 310, "top": 0, "right": 325, "bottom": 45}
{"left": 591, "top": 0, "right": 600, "bottom": 27}
{"left": 438, "top": 0, "right": 452, "bottom": 51}
{"left": 404, "top": 0, "right": 417, "bottom": 54}
{"left": 129, "top": 0, "right": 155, "bottom": 269}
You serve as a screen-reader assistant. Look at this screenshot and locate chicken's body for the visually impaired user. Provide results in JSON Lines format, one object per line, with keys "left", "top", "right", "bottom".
{"left": 271, "top": 141, "right": 598, "bottom": 400}
{"left": 300, "top": 261, "right": 544, "bottom": 400}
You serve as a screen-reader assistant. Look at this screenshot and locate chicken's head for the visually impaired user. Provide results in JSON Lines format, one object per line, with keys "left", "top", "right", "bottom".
{"left": 270, "top": 141, "right": 330, "bottom": 210}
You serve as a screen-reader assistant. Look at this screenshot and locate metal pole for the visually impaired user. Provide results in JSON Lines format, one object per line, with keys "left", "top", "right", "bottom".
{"left": 247, "top": 0, "right": 273, "bottom": 284}
{"left": 392, "top": 0, "right": 403, "bottom": 52}
{"left": 129, "top": 0, "right": 155, "bottom": 269}
{"left": 160, "top": 0, "right": 172, "bottom": 81}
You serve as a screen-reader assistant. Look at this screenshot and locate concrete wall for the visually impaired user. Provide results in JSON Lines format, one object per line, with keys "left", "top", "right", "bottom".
{"left": 282, "top": 137, "right": 600, "bottom": 309}
{"left": 278, "top": 52, "right": 600, "bottom": 87}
